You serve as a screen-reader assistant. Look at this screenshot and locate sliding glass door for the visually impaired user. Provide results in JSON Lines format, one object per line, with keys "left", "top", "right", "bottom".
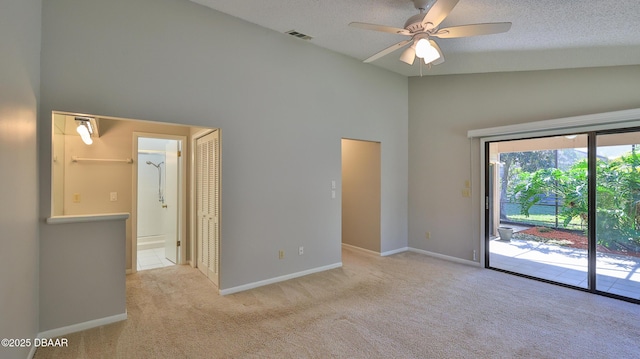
{"left": 595, "top": 132, "right": 640, "bottom": 298}
{"left": 487, "top": 130, "right": 640, "bottom": 302}
{"left": 487, "top": 134, "right": 589, "bottom": 288}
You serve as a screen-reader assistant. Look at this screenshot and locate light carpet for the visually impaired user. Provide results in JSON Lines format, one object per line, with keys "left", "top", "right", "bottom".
{"left": 35, "top": 247, "right": 640, "bottom": 358}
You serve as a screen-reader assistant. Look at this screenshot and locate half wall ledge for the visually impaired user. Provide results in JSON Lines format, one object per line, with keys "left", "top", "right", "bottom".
{"left": 46, "top": 213, "right": 130, "bottom": 224}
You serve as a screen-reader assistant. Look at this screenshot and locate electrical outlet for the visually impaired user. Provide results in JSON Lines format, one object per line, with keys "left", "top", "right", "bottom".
{"left": 299, "top": 246, "right": 304, "bottom": 255}
{"left": 279, "top": 250, "right": 285, "bottom": 259}
{"left": 110, "top": 192, "right": 118, "bottom": 202}
{"left": 73, "top": 193, "right": 81, "bottom": 203}
{"left": 425, "top": 231, "right": 431, "bottom": 240}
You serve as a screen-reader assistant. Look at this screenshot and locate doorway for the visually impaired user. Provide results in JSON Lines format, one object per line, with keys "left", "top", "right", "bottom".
{"left": 134, "top": 134, "right": 186, "bottom": 271}
{"left": 341, "top": 138, "right": 381, "bottom": 253}
{"left": 50, "top": 110, "right": 217, "bottom": 273}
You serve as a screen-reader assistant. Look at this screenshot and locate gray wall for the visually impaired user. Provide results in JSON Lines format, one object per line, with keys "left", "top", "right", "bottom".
{"left": 39, "top": 0, "right": 408, "bottom": 299}
{"left": 40, "top": 220, "right": 126, "bottom": 332}
{"left": 0, "top": 0, "right": 41, "bottom": 358}
{"left": 408, "top": 65, "right": 640, "bottom": 262}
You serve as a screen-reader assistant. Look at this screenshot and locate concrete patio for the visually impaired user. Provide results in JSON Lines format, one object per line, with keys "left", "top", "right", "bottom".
{"left": 489, "top": 235, "right": 640, "bottom": 300}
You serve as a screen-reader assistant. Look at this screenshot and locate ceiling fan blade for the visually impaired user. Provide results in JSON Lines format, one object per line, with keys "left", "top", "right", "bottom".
{"left": 421, "top": 0, "right": 460, "bottom": 30}
{"left": 349, "top": 22, "right": 411, "bottom": 36}
{"left": 429, "top": 40, "right": 445, "bottom": 65}
{"left": 363, "top": 39, "right": 412, "bottom": 63}
{"left": 433, "top": 22, "right": 512, "bottom": 38}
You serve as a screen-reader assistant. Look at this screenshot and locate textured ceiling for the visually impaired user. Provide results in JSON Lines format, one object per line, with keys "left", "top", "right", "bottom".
{"left": 190, "top": 0, "right": 640, "bottom": 77}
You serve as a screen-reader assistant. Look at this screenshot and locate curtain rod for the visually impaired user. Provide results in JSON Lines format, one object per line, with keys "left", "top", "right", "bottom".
{"left": 71, "top": 156, "right": 133, "bottom": 163}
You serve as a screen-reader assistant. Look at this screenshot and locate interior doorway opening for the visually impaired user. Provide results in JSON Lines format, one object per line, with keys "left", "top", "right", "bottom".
{"left": 135, "top": 135, "right": 183, "bottom": 271}
{"left": 341, "top": 138, "right": 381, "bottom": 253}
{"left": 50, "top": 110, "right": 217, "bottom": 275}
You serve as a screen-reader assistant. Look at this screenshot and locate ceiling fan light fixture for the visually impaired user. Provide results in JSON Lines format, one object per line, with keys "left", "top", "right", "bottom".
{"left": 399, "top": 46, "right": 416, "bottom": 65}
{"left": 415, "top": 38, "right": 440, "bottom": 63}
{"left": 349, "top": 0, "right": 511, "bottom": 69}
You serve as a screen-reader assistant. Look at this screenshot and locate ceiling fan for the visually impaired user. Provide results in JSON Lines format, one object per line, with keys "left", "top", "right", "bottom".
{"left": 349, "top": 0, "right": 511, "bottom": 66}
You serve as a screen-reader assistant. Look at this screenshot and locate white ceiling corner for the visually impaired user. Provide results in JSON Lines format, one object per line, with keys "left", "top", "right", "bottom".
{"left": 190, "top": 0, "right": 640, "bottom": 77}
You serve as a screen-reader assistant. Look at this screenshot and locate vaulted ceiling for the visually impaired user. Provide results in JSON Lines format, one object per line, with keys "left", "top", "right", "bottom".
{"left": 191, "top": 0, "right": 640, "bottom": 77}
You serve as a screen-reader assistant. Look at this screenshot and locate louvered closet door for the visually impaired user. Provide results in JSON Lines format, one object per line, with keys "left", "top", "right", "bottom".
{"left": 196, "top": 131, "right": 219, "bottom": 286}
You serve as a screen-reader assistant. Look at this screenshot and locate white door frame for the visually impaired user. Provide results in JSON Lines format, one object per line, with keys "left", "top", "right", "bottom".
{"left": 132, "top": 132, "right": 188, "bottom": 273}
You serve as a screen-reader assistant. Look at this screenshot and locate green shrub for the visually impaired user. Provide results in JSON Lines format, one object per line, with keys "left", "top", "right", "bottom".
{"left": 508, "top": 150, "right": 640, "bottom": 250}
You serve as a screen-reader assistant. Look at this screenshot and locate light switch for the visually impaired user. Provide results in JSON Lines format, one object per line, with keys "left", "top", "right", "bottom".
{"left": 331, "top": 180, "right": 336, "bottom": 189}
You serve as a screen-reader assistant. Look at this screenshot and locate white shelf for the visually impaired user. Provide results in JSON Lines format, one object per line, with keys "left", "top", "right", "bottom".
{"left": 46, "top": 213, "right": 130, "bottom": 224}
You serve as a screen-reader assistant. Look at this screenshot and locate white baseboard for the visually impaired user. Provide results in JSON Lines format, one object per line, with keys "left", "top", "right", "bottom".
{"left": 408, "top": 247, "right": 481, "bottom": 267}
{"left": 37, "top": 312, "right": 128, "bottom": 340}
{"left": 381, "top": 247, "right": 409, "bottom": 256}
{"left": 220, "top": 262, "right": 343, "bottom": 296}
{"left": 28, "top": 344, "right": 37, "bottom": 359}
{"left": 341, "top": 243, "right": 379, "bottom": 256}
{"left": 341, "top": 243, "right": 409, "bottom": 257}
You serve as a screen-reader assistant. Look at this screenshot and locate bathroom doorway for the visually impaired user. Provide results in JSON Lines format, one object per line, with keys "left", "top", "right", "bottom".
{"left": 134, "top": 134, "right": 186, "bottom": 271}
